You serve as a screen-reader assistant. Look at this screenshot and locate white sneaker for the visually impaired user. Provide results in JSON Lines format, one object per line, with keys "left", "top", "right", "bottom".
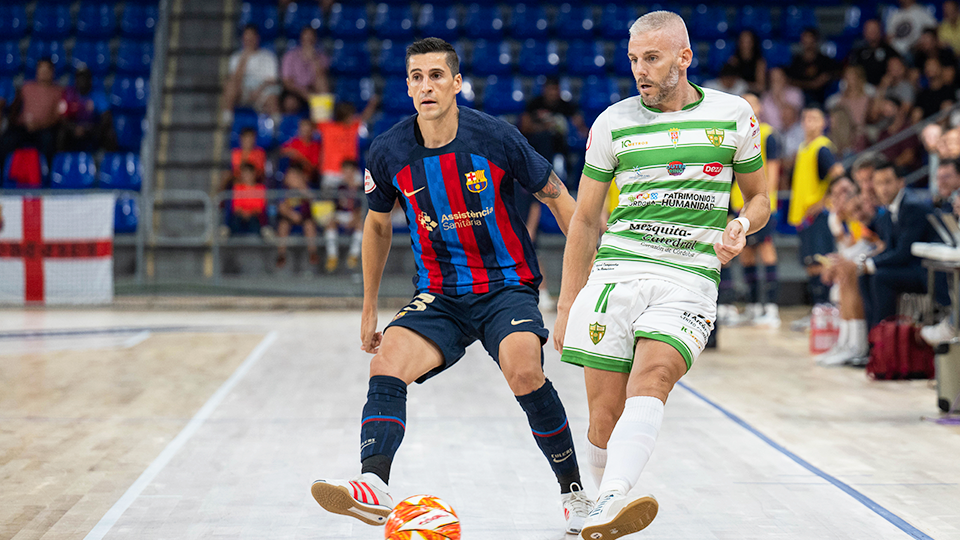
{"left": 561, "top": 483, "right": 593, "bottom": 534}
{"left": 717, "top": 304, "right": 742, "bottom": 326}
{"left": 921, "top": 318, "right": 957, "bottom": 346}
{"left": 754, "top": 303, "right": 782, "bottom": 328}
{"left": 311, "top": 473, "right": 394, "bottom": 526}
{"left": 744, "top": 303, "right": 764, "bottom": 324}
{"left": 817, "top": 343, "right": 868, "bottom": 367}
{"left": 580, "top": 491, "right": 658, "bottom": 540}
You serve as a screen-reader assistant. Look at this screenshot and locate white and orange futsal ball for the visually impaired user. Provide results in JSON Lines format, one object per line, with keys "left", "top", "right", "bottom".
{"left": 384, "top": 494, "right": 461, "bottom": 540}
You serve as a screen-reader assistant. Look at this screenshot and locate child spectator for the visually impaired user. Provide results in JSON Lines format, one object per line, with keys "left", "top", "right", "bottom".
{"left": 59, "top": 67, "right": 116, "bottom": 153}
{"left": 317, "top": 99, "right": 379, "bottom": 185}
{"left": 228, "top": 161, "right": 267, "bottom": 236}
{"left": 231, "top": 127, "right": 267, "bottom": 178}
{"left": 323, "top": 159, "right": 364, "bottom": 273}
{"left": 281, "top": 117, "right": 322, "bottom": 180}
{"left": 276, "top": 162, "right": 319, "bottom": 269}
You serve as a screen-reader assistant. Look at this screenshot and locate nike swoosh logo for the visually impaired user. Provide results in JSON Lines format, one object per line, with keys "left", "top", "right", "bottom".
{"left": 552, "top": 453, "right": 573, "bottom": 463}
{"left": 403, "top": 187, "right": 425, "bottom": 197}
{"left": 511, "top": 318, "right": 533, "bottom": 325}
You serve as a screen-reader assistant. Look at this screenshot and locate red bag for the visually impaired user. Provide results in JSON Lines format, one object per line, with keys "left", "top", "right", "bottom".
{"left": 8, "top": 148, "right": 43, "bottom": 187}
{"left": 867, "top": 317, "right": 935, "bottom": 380}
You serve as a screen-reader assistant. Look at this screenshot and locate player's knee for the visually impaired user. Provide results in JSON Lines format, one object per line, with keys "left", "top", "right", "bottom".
{"left": 588, "top": 409, "right": 619, "bottom": 445}
{"left": 628, "top": 363, "right": 679, "bottom": 399}
{"left": 503, "top": 364, "right": 545, "bottom": 396}
{"left": 369, "top": 351, "right": 407, "bottom": 381}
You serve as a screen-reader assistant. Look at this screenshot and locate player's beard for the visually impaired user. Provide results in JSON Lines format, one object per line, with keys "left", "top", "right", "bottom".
{"left": 637, "top": 62, "right": 681, "bottom": 108}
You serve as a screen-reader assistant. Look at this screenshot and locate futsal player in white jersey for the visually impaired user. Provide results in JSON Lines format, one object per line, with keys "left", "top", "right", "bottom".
{"left": 554, "top": 12, "right": 771, "bottom": 539}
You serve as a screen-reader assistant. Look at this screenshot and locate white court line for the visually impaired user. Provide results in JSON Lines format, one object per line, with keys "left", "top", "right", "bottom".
{"left": 83, "top": 331, "right": 279, "bottom": 540}
{"left": 121, "top": 331, "right": 151, "bottom": 348}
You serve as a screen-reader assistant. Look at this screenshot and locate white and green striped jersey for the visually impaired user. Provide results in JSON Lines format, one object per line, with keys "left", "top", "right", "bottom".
{"left": 584, "top": 84, "right": 763, "bottom": 300}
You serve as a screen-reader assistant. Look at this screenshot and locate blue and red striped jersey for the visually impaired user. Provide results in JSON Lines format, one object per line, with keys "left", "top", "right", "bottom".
{"left": 365, "top": 107, "right": 551, "bottom": 295}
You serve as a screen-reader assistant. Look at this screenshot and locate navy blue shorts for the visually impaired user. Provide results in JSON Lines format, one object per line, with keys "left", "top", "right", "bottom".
{"left": 746, "top": 214, "right": 777, "bottom": 247}
{"left": 386, "top": 285, "right": 549, "bottom": 383}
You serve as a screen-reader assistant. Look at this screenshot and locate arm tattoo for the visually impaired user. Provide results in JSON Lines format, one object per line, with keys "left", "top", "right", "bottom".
{"left": 534, "top": 173, "right": 564, "bottom": 201}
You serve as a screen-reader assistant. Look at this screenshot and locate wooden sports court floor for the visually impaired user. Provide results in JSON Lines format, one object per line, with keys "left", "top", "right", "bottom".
{"left": 1, "top": 307, "right": 958, "bottom": 540}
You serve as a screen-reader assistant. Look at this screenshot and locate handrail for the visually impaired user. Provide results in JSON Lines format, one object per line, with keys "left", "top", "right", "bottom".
{"left": 841, "top": 101, "right": 960, "bottom": 172}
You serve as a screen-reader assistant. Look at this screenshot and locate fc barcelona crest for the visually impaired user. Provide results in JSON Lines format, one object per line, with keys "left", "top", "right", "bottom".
{"left": 589, "top": 322, "right": 606, "bottom": 345}
{"left": 668, "top": 128, "right": 680, "bottom": 148}
{"left": 705, "top": 128, "right": 724, "bottom": 148}
{"left": 465, "top": 169, "right": 488, "bottom": 193}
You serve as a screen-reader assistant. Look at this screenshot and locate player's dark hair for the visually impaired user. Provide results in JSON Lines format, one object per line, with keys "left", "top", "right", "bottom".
{"left": 243, "top": 23, "right": 259, "bottom": 35}
{"left": 802, "top": 27, "right": 820, "bottom": 41}
{"left": 287, "top": 162, "right": 305, "bottom": 174}
{"left": 405, "top": 37, "right": 459, "bottom": 76}
{"left": 37, "top": 57, "right": 54, "bottom": 70}
{"left": 873, "top": 156, "right": 896, "bottom": 175}
{"left": 239, "top": 161, "right": 257, "bottom": 173}
{"left": 240, "top": 126, "right": 257, "bottom": 136}
{"left": 340, "top": 159, "right": 359, "bottom": 170}
{"left": 828, "top": 175, "right": 853, "bottom": 193}
{"left": 941, "top": 158, "right": 960, "bottom": 174}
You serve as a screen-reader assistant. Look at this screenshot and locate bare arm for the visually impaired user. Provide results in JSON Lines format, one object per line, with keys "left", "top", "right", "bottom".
{"left": 360, "top": 209, "right": 394, "bottom": 353}
{"left": 533, "top": 171, "right": 576, "bottom": 235}
{"left": 716, "top": 167, "right": 771, "bottom": 264}
{"left": 553, "top": 174, "right": 609, "bottom": 351}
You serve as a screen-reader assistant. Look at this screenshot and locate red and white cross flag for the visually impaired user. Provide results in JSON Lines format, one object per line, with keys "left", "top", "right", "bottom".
{"left": 0, "top": 194, "right": 115, "bottom": 305}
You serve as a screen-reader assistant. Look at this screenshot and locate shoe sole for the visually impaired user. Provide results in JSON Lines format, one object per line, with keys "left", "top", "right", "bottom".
{"left": 580, "top": 496, "right": 658, "bottom": 540}
{"left": 311, "top": 481, "right": 391, "bottom": 526}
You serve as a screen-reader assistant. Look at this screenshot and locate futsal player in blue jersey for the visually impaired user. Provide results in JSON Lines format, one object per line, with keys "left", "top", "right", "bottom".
{"left": 311, "top": 38, "right": 594, "bottom": 534}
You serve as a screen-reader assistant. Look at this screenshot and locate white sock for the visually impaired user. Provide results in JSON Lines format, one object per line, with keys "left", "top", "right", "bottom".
{"left": 585, "top": 435, "right": 607, "bottom": 489}
{"left": 598, "top": 396, "right": 663, "bottom": 496}
{"left": 325, "top": 228, "right": 337, "bottom": 258}
{"left": 834, "top": 319, "right": 850, "bottom": 351}
{"left": 849, "top": 319, "right": 868, "bottom": 355}
{"left": 349, "top": 230, "right": 362, "bottom": 257}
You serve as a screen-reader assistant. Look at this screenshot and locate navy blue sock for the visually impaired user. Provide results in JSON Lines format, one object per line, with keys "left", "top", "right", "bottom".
{"left": 359, "top": 375, "right": 407, "bottom": 484}
{"left": 808, "top": 275, "right": 829, "bottom": 305}
{"left": 718, "top": 266, "right": 735, "bottom": 304}
{"left": 743, "top": 265, "right": 759, "bottom": 303}
{"left": 515, "top": 379, "right": 581, "bottom": 493}
{"left": 764, "top": 265, "right": 780, "bottom": 304}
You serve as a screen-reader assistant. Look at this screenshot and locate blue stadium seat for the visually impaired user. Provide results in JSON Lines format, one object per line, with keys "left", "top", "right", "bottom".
{"left": 481, "top": 75, "right": 525, "bottom": 116}
{"left": 276, "top": 114, "right": 303, "bottom": 145}
{"left": 32, "top": 4, "right": 71, "bottom": 40}
{"left": 238, "top": 3, "right": 279, "bottom": 41}
{"left": 0, "top": 78, "right": 14, "bottom": 104}
{"left": 417, "top": 4, "right": 460, "bottom": 42}
{"left": 457, "top": 75, "right": 476, "bottom": 108}
{"left": 470, "top": 39, "right": 512, "bottom": 76}
{"left": 612, "top": 40, "right": 632, "bottom": 77}
{"left": 51, "top": 152, "right": 98, "bottom": 190}
{"left": 374, "top": 4, "right": 415, "bottom": 40}
{"left": 840, "top": 5, "right": 865, "bottom": 38}
{"left": 518, "top": 40, "right": 560, "bottom": 76}
{"left": 121, "top": 3, "right": 159, "bottom": 39}
{"left": 762, "top": 39, "right": 793, "bottom": 69}
{"left": 77, "top": 3, "right": 117, "bottom": 39}
{"left": 0, "top": 41, "right": 21, "bottom": 75}
{"left": 376, "top": 40, "right": 409, "bottom": 76}
{"left": 3, "top": 148, "right": 49, "bottom": 189}
{"left": 99, "top": 152, "right": 143, "bottom": 191}
{"left": 0, "top": 4, "right": 28, "bottom": 40}
{"left": 600, "top": 4, "right": 637, "bottom": 41}
{"left": 707, "top": 39, "right": 734, "bottom": 75}
{"left": 510, "top": 4, "right": 550, "bottom": 40}
{"left": 781, "top": 6, "right": 817, "bottom": 41}
{"left": 71, "top": 40, "right": 112, "bottom": 76}
{"left": 255, "top": 114, "right": 277, "bottom": 149}
{"left": 555, "top": 4, "right": 596, "bottom": 40}
{"left": 328, "top": 4, "right": 369, "bottom": 39}
{"left": 114, "top": 195, "right": 139, "bottom": 233}
{"left": 283, "top": 2, "right": 324, "bottom": 39}
{"left": 334, "top": 76, "right": 374, "bottom": 109}
{"left": 736, "top": 6, "right": 774, "bottom": 39}
{"left": 25, "top": 40, "right": 67, "bottom": 75}
{"left": 464, "top": 4, "right": 504, "bottom": 39}
{"left": 109, "top": 76, "right": 149, "bottom": 113}
{"left": 114, "top": 113, "right": 145, "bottom": 152}
{"left": 230, "top": 108, "right": 258, "bottom": 147}
{"left": 381, "top": 78, "right": 414, "bottom": 114}
{"left": 580, "top": 75, "right": 621, "bottom": 117}
{"left": 566, "top": 40, "right": 607, "bottom": 77}
{"left": 330, "top": 39, "right": 370, "bottom": 77}
{"left": 691, "top": 4, "right": 731, "bottom": 40}
{"left": 116, "top": 40, "right": 153, "bottom": 75}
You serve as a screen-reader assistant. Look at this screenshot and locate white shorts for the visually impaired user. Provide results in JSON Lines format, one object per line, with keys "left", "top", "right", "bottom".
{"left": 560, "top": 278, "right": 716, "bottom": 373}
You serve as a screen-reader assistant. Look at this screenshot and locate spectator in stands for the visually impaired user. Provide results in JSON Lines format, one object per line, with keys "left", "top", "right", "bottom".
{"left": 939, "top": 127, "right": 960, "bottom": 159}
{"left": 281, "top": 26, "right": 331, "bottom": 114}
{"left": 223, "top": 25, "right": 281, "bottom": 121}
{"left": 874, "top": 95, "right": 921, "bottom": 172}
{"left": 519, "top": 78, "right": 588, "bottom": 174}
{"left": 276, "top": 162, "right": 319, "bottom": 269}
{"left": 0, "top": 59, "right": 63, "bottom": 168}
{"left": 323, "top": 159, "right": 363, "bottom": 273}
{"left": 786, "top": 28, "right": 841, "bottom": 106}
{"left": 281, "top": 117, "right": 322, "bottom": 181}
{"left": 789, "top": 108, "right": 842, "bottom": 305}
{"left": 703, "top": 63, "right": 749, "bottom": 96}
{"left": 940, "top": 0, "right": 960, "bottom": 52}
{"left": 935, "top": 158, "right": 960, "bottom": 208}
{"left": 872, "top": 55, "right": 916, "bottom": 124}
{"left": 317, "top": 98, "right": 379, "bottom": 186}
{"left": 850, "top": 151, "right": 883, "bottom": 215}
{"left": 827, "top": 105, "right": 862, "bottom": 159}
{"left": 726, "top": 29, "right": 767, "bottom": 94}
{"left": 849, "top": 19, "right": 902, "bottom": 86}
{"left": 826, "top": 65, "right": 874, "bottom": 150}
{"left": 886, "top": 0, "right": 939, "bottom": 57}
{"left": 231, "top": 126, "right": 267, "bottom": 178}
{"left": 761, "top": 67, "right": 804, "bottom": 133}
{"left": 59, "top": 67, "right": 115, "bottom": 154}
{"left": 227, "top": 161, "right": 267, "bottom": 236}
{"left": 912, "top": 28, "right": 958, "bottom": 85}
{"left": 913, "top": 57, "right": 957, "bottom": 121}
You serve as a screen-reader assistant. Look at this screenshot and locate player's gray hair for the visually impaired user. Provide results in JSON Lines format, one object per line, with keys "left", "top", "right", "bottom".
{"left": 628, "top": 11, "right": 691, "bottom": 51}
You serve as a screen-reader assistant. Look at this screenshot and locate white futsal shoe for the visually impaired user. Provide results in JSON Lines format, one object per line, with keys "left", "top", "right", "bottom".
{"left": 580, "top": 491, "right": 658, "bottom": 540}
{"left": 561, "top": 483, "right": 594, "bottom": 534}
{"left": 311, "top": 472, "right": 394, "bottom": 526}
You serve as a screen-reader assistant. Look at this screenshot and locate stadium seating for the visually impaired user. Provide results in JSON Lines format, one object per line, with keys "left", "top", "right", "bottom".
{"left": 374, "top": 4, "right": 415, "bottom": 40}
{"left": 283, "top": 2, "right": 324, "bottom": 39}
{"left": 77, "top": 3, "right": 118, "bottom": 39}
{"left": 600, "top": 4, "right": 636, "bottom": 41}
{"left": 470, "top": 39, "right": 513, "bottom": 76}
{"left": 122, "top": 3, "right": 159, "bottom": 39}
{"left": 417, "top": 4, "right": 460, "bottom": 42}
{"left": 612, "top": 40, "right": 632, "bottom": 77}
{"left": 566, "top": 41, "right": 607, "bottom": 77}
{"left": 26, "top": 40, "right": 67, "bottom": 75}
{"left": 3, "top": 148, "right": 48, "bottom": 189}
{"left": 463, "top": 4, "right": 504, "bottom": 39}
{"left": 707, "top": 39, "right": 734, "bottom": 75}
{"left": 114, "top": 113, "right": 146, "bottom": 152}
{"left": 762, "top": 39, "right": 793, "bottom": 69}
{"left": 0, "top": 4, "right": 27, "bottom": 41}
{"left": 737, "top": 6, "right": 774, "bottom": 38}
{"left": 0, "top": 41, "right": 21, "bottom": 76}
{"left": 51, "top": 152, "right": 98, "bottom": 190}
{"left": 580, "top": 75, "right": 621, "bottom": 118}
{"left": 555, "top": 4, "right": 596, "bottom": 40}
{"left": 330, "top": 39, "right": 370, "bottom": 77}
{"left": 114, "top": 195, "right": 140, "bottom": 233}
{"left": 381, "top": 78, "right": 414, "bottom": 114}
{"left": 72, "top": 40, "right": 113, "bottom": 76}
{"left": 32, "top": 4, "right": 72, "bottom": 40}
{"left": 519, "top": 40, "right": 560, "bottom": 77}
{"left": 782, "top": 6, "right": 817, "bottom": 41}
{"left": 457, "top": 76, "right": 476, "bottom": 108}
{"left": 328, "top": 4, "right": 369, "bottom": 39}
{"left": 0, "top": 78, "right": 14, "bottom": 104}
{"left": 276, "top": 114, "right": 302, "bottom": 145}
{"left": 691, "top": 4, "right": 731, "bottom": 40}
{"left": 116, "top": 40, "right": 154, "bottom": 76}
{"left": 481, "top": 75, "right": 525, "bottom": 116}
{"left": 376, "top": 40, "right": 409, "bottom": 76}
{"left": 110, "top": 76, "right": 149, "bottom": 113}
{"left": 511, "top": 4, "right": 550, "bottom": 40}
{"left": 99, "top": 152, "right": 143, "bottom": 191}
